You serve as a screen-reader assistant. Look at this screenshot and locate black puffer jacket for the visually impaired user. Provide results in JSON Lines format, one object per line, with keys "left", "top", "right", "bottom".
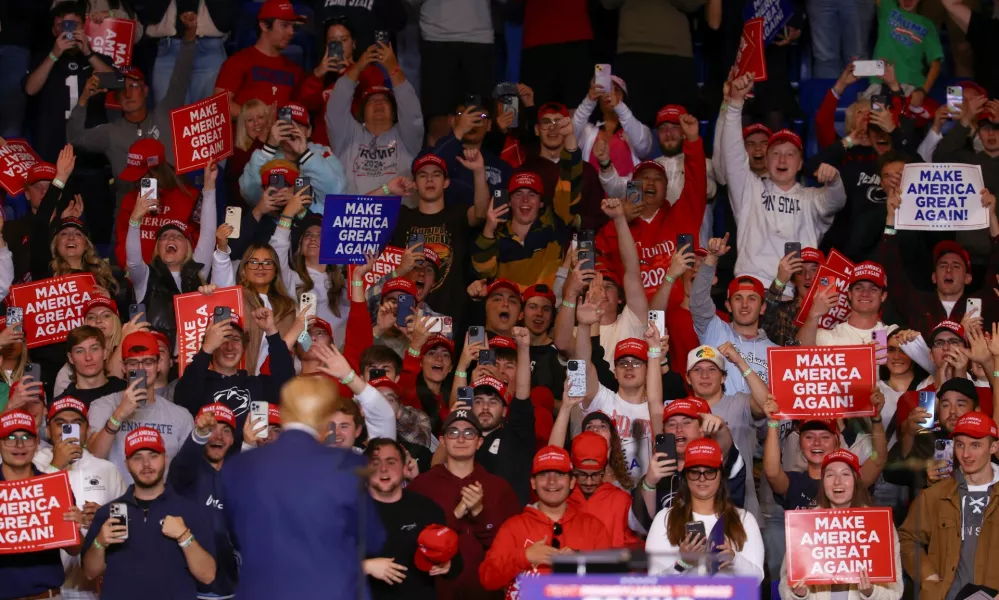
{"left": 142, "top": 258, "right": 204, "bottom": 347}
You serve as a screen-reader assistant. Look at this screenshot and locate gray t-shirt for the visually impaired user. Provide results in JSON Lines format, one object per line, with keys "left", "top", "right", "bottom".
{"left": 708, "top": 392, "right": 759, "bottom": 520}
{"left": 88, "top": 389, "right": 194, "bottom": 485}
{"left": 948, "top": 466, "right": 998, "bottom": 600}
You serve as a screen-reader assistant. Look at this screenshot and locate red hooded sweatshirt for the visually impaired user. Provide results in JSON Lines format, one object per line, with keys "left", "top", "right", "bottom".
{"left": 595, "top": 138, "right": 707, "bottom": 300}
{"left": 567, "top": 483, "right": 640, "bottom": 549}
{"left": 407, "top": 464, "right": 520, "bottom": 600}
{"left": 114, "top": 185, "right": 200, "bottom": 268}
{"left": 479, "top": 503, "right": 611, "bottom": 598}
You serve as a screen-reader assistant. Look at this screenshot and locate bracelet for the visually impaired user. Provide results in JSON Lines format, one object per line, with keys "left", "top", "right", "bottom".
{"left": 49, "top": 52, "right": 59, "bottom": 63}
{"left": 842, "top": 135, "right": 854, "bottom": 149}
{"left": 641, "top": 478, "right": 656, "bottom": 492}
{"left": 870, "top": 416, "right": 883, "bottom": 424}
{"left": 128, "top": 218, "right": 141, "bottom": 229}
{"left": 561, "top": 300, "right": 576, "bottom": 309}
{"left": 884, "top": 227, "right": 896, "bottom": 236}
{"left": 676, "top": 559, "right": 694, "bottom": 571}
{"left": 664, "top": 274, "right": 676, "bottom": 284}
{"left": 350, "top": 280, "right": 364, "bottom": 287}
{"left": 52, "top": 178, "right": 66, "bottom": 189}
{"left": 455, "top": 370, "right": 468, "bottom": 379}
{"left": 178, "top": 534, "right": 195, "bottom": 548}
{"left": 108, "top": 415, "right": 121, "bottom": 428}
{"left": 992, "top": 371, "right": 999, "bottom": 378}
{"left": 103, "top": 423, "right": 119, "bottom": 435}
{"left": 773, "top": 277, "right": 786, "bottom": 289}
{"left": 407, "top": 347, "right": 420, "bottom": 357}
{"left": 93, "top": 539, "right": 104, "bottom": 550}
{"left": 278, "top": 216, "right": 293, "bottom": 229}
{"left": 647, "top": 348, "right": 662, "bottom": 358}
{"left": 741, "top": 367, "right": 753, "bottom": 378}
{"left": 381, "top": 184, "right": 391, "bottom": 195}
{"left": 339, "top": 371, "right": 356, "bottom": 385}
{"left": 177, "top": 528, "right": 191, "bottom": 541}
{"left": 768, "top": 420, "right": 780, "bottom": 428}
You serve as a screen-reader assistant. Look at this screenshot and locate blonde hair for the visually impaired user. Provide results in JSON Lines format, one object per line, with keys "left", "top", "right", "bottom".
{"left": 845, "top": 98, "right": 873, "bottom": 133}
{"left": 238, "top": 243, "right": 296, "bottom": 321}
{"left": 280, "top": 375, "right": 340, "bottom": 431}
{"left": 0, "top": 343, "right": 28, "bottom": 385}
{"left": 50, "top": 234, "right": 119, "bottom": 295}
{"left": 236, "top": 99, "right": 273, "bottom": 151}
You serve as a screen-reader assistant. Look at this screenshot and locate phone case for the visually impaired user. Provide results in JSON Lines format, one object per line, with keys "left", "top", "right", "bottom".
{"left": 468, "top": 327, "right": 486, "bottom": 347}
{"left": 967, "top": 297, "right": 983, "bottom": 315}
{"left": 225, "top": 207, "right": 242, "bottom": 238}
{"left": 853, "top": 60, "right": 884, "bottom": 77}
{"left": 110, "top": 503, "right": 129, "bottom": 540}
{"left": 297, "top": 329, "right": 312, "bottom": 352}
{"left": 396, "top": 296, "right": 415, "bottom": 328}
{"left": 251, "top": 402, "right": 269, "bottom": 438}
{"left": 594, "top": 64, "right": 612, "bottom": 93}
{"left": 141, "top": 178, "right": 158, "bottom": 202}
{"left": 918, "top": 392, "right": 936, "bottom": 429}
{"left": 567, "top": 360, "right": 587, "bottom": 396}
{"left": 649, "top": 310, "right": 666, "bottom": 337}
{"left": 300, "top": 292, "right": 317, "bottom": 318}
{"left": 129, "top": 303, "right": 145, "bottom": 320}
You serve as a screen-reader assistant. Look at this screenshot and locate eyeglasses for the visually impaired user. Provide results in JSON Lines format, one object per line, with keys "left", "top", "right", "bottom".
{"left": 539, "top": 118, "right": 560, "bottom": 129}
{"left": 685, "top": 468, "right": 719, "bottom": 481}
{"left": 615, "top": 358, "right": 645, "bottom": 369}
{"left": 125, "top": 358, "right": 157, "bottom": 368}
{"left": 245, "top": 259, "right": 276, "bottom": 270}
{"left": 573, "top": 470, "right": 603, "bottom": 482}
{"left": 551, "top": 522, "right": 563, "bottom": 549}
{"left": 2, "top": 433, "right": 37, "bottom": 448}
{"left": 444, "top": 427, "right": 479, "bottom": 440}
{"left": 932, "top": 338, "right": 965, "bottom": 349}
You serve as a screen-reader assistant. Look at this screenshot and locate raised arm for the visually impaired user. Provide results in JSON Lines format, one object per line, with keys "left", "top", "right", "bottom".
{"left": 573, "top": 278, "right": 605, "bottom": 409}
{"left": 602, "top": 198, "right": 648, "bottom": 317}
{"left": 762, "top": 395, "right": 790, "bottom": 495}
{"left": 860, "top": 390, "right": 889, "bottom": 487}
{"left": 720, "top": 74, "right": 756, "bottom": 213}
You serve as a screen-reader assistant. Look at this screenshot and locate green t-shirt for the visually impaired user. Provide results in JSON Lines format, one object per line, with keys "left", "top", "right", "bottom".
{"left": 872, "top": 0, "right": 944, "bottom": 87}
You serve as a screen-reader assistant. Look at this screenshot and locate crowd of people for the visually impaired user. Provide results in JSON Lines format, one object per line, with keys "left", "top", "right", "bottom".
{"left": 2, "top": 0, "right": 999, "bottom": 599}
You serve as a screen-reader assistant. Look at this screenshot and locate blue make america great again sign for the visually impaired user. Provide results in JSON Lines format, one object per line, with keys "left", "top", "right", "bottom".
{"left": 318, "top": 194, "right": 402, "bottom": 264}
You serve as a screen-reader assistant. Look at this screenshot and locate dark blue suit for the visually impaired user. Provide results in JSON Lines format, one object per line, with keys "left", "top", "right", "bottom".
{"left": 222, "top": 429, "right": 385, "bottom": 599}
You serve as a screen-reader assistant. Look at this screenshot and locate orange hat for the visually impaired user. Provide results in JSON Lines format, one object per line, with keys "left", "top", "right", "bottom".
{"left": 48, "top": 396, "right": 88, "bottom": 419}
{"left": 414, "top": 524, "right": 459, "bottom": 572}
{"left": 124, "top": 427, "right": 165, "bottom": 458}
{"left": 570, "top": 431, "right": 608, "bottom": 470}
{"left": 821, "top": 449, "right": 860, "bottom": 473}
{"left": 532, "top": 445, "right": 572, "bottom": 475}
{"left": 0, "top": 409, "right": 37, "bottom": 437}
{"left": 122, "top": 331, "right": 159, "bottom": 359}
{"left": 197, "top": 402, "right": 236, "bottom": 430}
{"left": 119, "top": 138, "right": 166, "bottom": 182}
{"left": 683, "top": 438, "right": 723, "bottom": 470}
{"left": 952, "top": 412, "right": 999, "bottom": 439}
{"left": 614, "top": 338, "right": 648, "bottom": 362}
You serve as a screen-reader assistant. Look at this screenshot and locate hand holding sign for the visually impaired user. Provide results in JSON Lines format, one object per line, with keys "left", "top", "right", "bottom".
{"left": 808, "top": 284, "right": 840, "bottom": 319}
{"left": 767, "top": 345, "right": 877, "bottom": 419}
{"left": 784, "top": 508, "right": 897, "bottom": 585}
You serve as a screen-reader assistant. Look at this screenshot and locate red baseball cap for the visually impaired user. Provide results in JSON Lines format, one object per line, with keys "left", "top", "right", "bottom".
{"left": 122, "top": 331, "right": 159, "bottom": 359}
{"left": 370, "top": 377, "right": 402, "bottom": 398}
{"left": 0, "top": 409, "right": 37, "bottom": 437}
{"left": 414, "top": 524, "right": 459, "bottom": 572}
{"left": 538, "top": 102, "right": 569, "bottom": 119}
{"left": 800, "top": 419, "right": 840, "bottom": 435}
{"left": 683, "top": 438, "right": 723, "bottom": 470}
{"left": 383, "top": 277, "right": 417, "bottom": 298}
{"left": 197, "top": 402, "right": 236, "bottom": 430}
{"left": 48, "top": 396, "right": 88, "bottom": 420}
{"left": 848, "top": 261, "right": 887, "bottom": 288}
{"left": 258, "top": 0, "right": 307, "bottom": 22}
{"left": 614, "top": 338, "right": 648, "bottom": 362}
{"left": 422, "top": 246, "right": 441, "bottom": 270}
{"left": 800, "top": 247, "right": 824, "bottom": 264}
{"left": 119, "top": 138, "right": 166, "bottom": 182}
{"left": 119, "top": 65, "right": 145, "bottom": 84}
{"left": 655, "top": 104, "right": 687, "bottom": 127}
{"left": 532, "top": 445, "right": 572, "bottom": 475}
{"left": 663, "top": 397, "right": 710, "bottom": 422}
{"left": 952, "top": 412, "right": 999, "bottom": 439}
{"left": 24, "top": 162, "right": 57, "bottom": 186}
{"left": 281, "top": 102, "right": 310, "bottom": 126}
{"left": 309, "top": 317, "right": 333, "bottom": 339}
{"left": 268, "top": 404, "right": 281, "bottom": 426}
{"left": 412, "top": 153, "right": 448, "bottom": 177}
{"left": 488, "top": 335, "right": 516, "bottom": 351}
{"left": 150, "top": 330, "right": 171, "bottom": 351}
{"left": 259, "top": 160, "right": 300, "bottom": 189}
{"left": 821, "top": 449, "right": 861, "bottom": 473}
{"left": 571, "top": 431, "right": 608, "bottom": 470}
{"left": 768, "top": 129, "right": 803, "bottom": 152}
{"left": 959, "top": 80, "right": 988, "bottom": 97}
{"left": 742, "top": 123, "right": 773, "bottom": 139}
{"left": 727, "top": 275, "right": 765, "bottom": 299}
{"left": 422, "top": 335, "right": 455, "bottom": 357}
{"left": 933, "top": 240, "right": 971, "bottom": 271}
{"left": 508, "top": 172, "right": 543, "bottom": 195}
{"left": 522, "top": 284, "right": 555, "bottom": 306}
{"left": 597, "top": 266, "right": 623, "bottom": 290}
{"left": 930, "top": 320, "right": 966, "bottom": 343}
{"left": 472, "top": 375, "right": 508, "bottom": 400}
{"left": 634, "top": 160, "right": 666, "bottom": 177}
{"left": 487, "top": 278, "right": 521, "bottom": 298}
{"left": 83, "top": 295, "right": 118, "bottom": 317}
{"left": 125, "top": 427, "right": 165, "bottom": 458}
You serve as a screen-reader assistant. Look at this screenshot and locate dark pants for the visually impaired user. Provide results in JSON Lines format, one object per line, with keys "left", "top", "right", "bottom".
{"left": 613, "top": 52, "right": 699, "bottom": 123}
{"left": 520, "top": 40, "right": 594, "bottom": 108}
{"left": 419, "top": 40, "right": 496, "bottom": 118}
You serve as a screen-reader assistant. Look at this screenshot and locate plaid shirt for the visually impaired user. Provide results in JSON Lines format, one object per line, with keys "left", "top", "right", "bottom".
{"left": 761, "top": 281, "right": 803, "bottom": 347}
{"left": 396, "top": 405, "right": 432, "bottom": 448}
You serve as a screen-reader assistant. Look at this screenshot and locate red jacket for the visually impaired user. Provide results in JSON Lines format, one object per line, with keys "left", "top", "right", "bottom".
{"left": 567, "top": 483, "right": 640, "bottom": 549}
{"left": 114, "top": 185, "right": 200, "bottom": 268}
{"left": 408, "top": 464, "right": 520, "bottom": 600}
{"left": 479, "top": 503, "right": 611, "bottom": 598}
{"left": 595, "top": 138, "right": 707, "bottom": 300}
{"left": 335, "top": 298, "right": 371, "bottom": 399}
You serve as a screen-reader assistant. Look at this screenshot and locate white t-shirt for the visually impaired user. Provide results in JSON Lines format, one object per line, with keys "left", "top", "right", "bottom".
{"left": 815, "top": 321, "right": 897, "bottom": 347}
{"left": 598, "top": 306, "right": 645, "bottom": 362}
{"left": 583, "top": 384, "right": 651, "bottom": 481}
{"left": 941, "top": 300, "right": 956, "bottom": 317}
{"left": 646, "top": 507, "right": 765, "bottom": 581}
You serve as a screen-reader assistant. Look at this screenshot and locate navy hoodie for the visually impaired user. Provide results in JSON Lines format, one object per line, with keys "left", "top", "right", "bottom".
{"left": 432, "top": 132, "right": 512, "bottom": 207}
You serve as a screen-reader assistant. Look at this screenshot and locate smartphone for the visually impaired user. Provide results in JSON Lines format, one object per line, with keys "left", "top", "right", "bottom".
{"left": 225, "top": 206, "right": 242, "bottom": 238}
{"left": 24, "top": 363, "right": 41, "bottom": 383}
{"left": 327, "top": 40, "right": 344, "bottom": 61}
{"left": 6, "top": 307, "right": 24, "bottom": 332}
{"left": 408, "top": 232, "right": 425, "bottom": 263}
{"left": 655, "top": 432, "right": 677, "bottom": 462}
{"left": 62, "top": 20, "right": 77, "bottom": 40}
{"left": 140, "top": 177, "right": 158, "bottom": 208}
{"left": 297, "top": 329, "right": 312, "bottom": 352}
{"left": 396, "top": 294, "right": 415, "bottom": 328}
{"left": 251, "top": 401, "right": 269, "bottom": 439}
{"left": 578, "top": 249, "right": 595, "bottom": 272}
{"left": 61, "top": 423, "right": 81, "bottom": 442}
{"left": 110, "top": 503, "right": 129, "bottom": 540}
{"left": 567, "top": 359, "right": 587, "bottom": 396}
{"left": 873, "top": 329, "right": 888, "bottom": 365}
{"left": 277, "top": 106, "right": 293, "bottom": 123}
{"left": 213, "top": 306, "right": 232, "bottom": 324}
{"left": 784, "top": 242, "right": 801, "bottom": 259}
{"left": 373, "top": 30, "right": 391, "bottom": 45}
{"left": 129, "top": 303, "right": 146, "bottom": 321}
{"left": 441, "top": 316, "right": 453, "bottom": 335}
{"left": 677, "top": 234, "right": 695, "bottom": 254}
{"left": 369, "top": 368, "right": 387, "bottom": 380}
{"left": 594, "top": 64, "right": 612, "bottom": 93}
{"left": 649, "top": 310, "right": 666, "bottom": 338}
{"left": 457, "top": 386, "right": 474, "bottom": 405}
{"left": 934, "top": 438, "right": 954, "bottom": 471}
{"left": 501, "top": 95, "right": 519, "bottom": 128}
{"left": 966, "top": 297, "right": 982, "bottom": 317}
{"left": 300, "top": 292, "right": 317, "bottom": 318}
{"left": 918, "top": 391, "right": 936, "bottom": 430}
{"left": 128, "top": 369, "right": 147, "bottom": 407}
{"left": 577, "top": 229, "right": 595, "bottom": 253}
{"left": 294, "top": 176, "right": 312, "bottom": 210}
{"left": 853, "top": 59, "right": 885, "bottom": 77}
{"left": 268, "top": 173, "right": 287, "bottom": 190}
{"left": 492, "top": 189, "right": 509, "bottom": 210}
{"left": 96, "top": 72, "right": 125, "bottom": 91}
{"left": 871, "top": 94, "right": 889, "bottom": 113}
{"left": 685, "top": 521, "right": 707, "bottom": 540}
{"left": 626, "top": 180, "right": 644, "bottom": 205}
{"left": 946, "top": 86, "right": 963, "bottom": 115}
{"left": 468, "top": 326, "right": 486, "bottom": 347}
{"left": 478, "top": 349, "right": 497, "bottom": 366}
{"left": 428, "top": 314, "right": 443, "bottom": 334}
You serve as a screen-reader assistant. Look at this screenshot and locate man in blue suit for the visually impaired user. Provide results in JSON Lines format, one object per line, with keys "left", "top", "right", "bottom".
{"left": 222, "top": 376, "right": 386, "bottom": 598}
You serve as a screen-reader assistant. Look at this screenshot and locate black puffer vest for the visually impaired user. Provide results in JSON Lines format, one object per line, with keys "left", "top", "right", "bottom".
{"left": 142, "top": 258, "right": 204, "bottom": 348}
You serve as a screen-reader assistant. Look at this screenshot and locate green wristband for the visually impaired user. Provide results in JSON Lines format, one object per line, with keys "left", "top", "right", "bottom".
{"left": 641, "top": 478, "right": 656, "bottom": 492}
{"left": 455, "top": 370, "right": 468, "bottom": 379}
